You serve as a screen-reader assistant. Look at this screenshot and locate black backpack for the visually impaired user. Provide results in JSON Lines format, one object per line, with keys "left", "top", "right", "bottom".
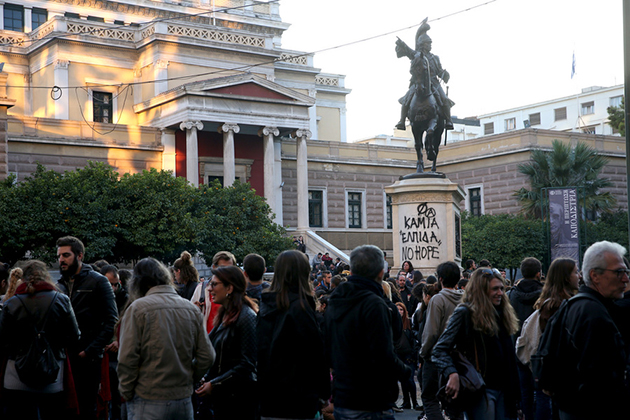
{"left": 530, "top": 293, "right": 598, "bottom": 394}
{"left": 14, "top": 292, "right": 60, "bottom": 388}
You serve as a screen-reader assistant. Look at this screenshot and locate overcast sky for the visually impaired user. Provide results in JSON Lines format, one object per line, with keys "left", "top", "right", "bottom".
{"left": 279, "top": 0, "right": 624, "bottom": 141}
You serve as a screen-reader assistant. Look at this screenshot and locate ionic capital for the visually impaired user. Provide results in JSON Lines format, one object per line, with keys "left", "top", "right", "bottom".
{"left": 258, "top": 126, "right": 279, "bottom": 137}
{"left": 218, "top": 123, "right": 240, "bottom": 134}
{"left": 292, "top": 128, "right": 312, "bottom": 140}
{"left": 180, "top": 121, "right": 204, "bottom": 131}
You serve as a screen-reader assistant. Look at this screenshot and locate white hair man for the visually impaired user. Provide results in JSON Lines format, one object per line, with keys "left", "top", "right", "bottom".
{"left": 553, "top": 241, "right": 629, "bottom": 420}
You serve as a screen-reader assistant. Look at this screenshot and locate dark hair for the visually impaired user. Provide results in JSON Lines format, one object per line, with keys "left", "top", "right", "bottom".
{"left": 402, "top": 260, "right": 414, "bottom": 272}
{"left": 331, "top": 274, "right": 344, "bottom": 288}
{"left": 270, "top": 250, "right": 313, "bottom": 311}
{"left": 0, "top": 262, "right": 9, "bottom": 282}
{"left": 411, "top": 282, "right": 425, "bottom": 301}
{"left": 101, "top": 264, "right": 119, "bottom": 278}
{"left": 520, "top": 257, "right": 542, "bottom": 279}
{"left": 465, "top": 259, "right": 475, "bottom": 270}
{"left": 437, "top": 261, "right": 460, "bottom": 288}
{"left": 243, "top": 253, "right": 266, "bottom": 282}
{"left": 212, "top": 251, "right": 236, "bottom": 267}
{"left": 92, "top": 260, "right": 109, "bottom": 271}
{"left": 213, "top": 266, "right": 257, "bottom": 326}
{"left": 119, "top": 269, "right": 132, "bottom": 288}
{"left": 130, "top": 258, "right": 173, "bottom": 299}
{"left": 173, "top": 251, "right": 198, "bottom": 285}
{"left": 458, "top": 278, "right": 469, "bottom": 289}
{"left": 412, "top": 270, "right": 424, "bottom": 284}
{"left": 426, "top": 275, "right": 438, "bottom": 284}
{"left": 56, "top": 236, "right": 85, "bottom": 257}
{"left": 462, "top": 271, "right": 471, "bottom": 279}
{"left": 350, "top": 245, "right": 384, "bottom": 280}
{"left": 478, "top": 259, "right": 491, "bottom": 268}
{"left": 423, "top": 283, "right": 440, "bottom": 298}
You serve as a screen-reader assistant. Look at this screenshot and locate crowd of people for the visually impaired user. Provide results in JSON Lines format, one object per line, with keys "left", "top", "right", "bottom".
{"left": 0, "top": 236, "right": 629, "bottom": 420}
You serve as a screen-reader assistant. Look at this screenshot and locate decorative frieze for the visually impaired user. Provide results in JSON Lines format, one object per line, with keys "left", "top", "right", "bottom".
{"left": 167, "top": 25, "right": 265, "bottom": 48}
{"left": 279, "top": 53, "right": 307, "bottom": 66}
{"left": 315, "top": 75, "right": 339, "bottom": 87}
{"left": 67, "top": 22, "right": 134, "bottom": 41}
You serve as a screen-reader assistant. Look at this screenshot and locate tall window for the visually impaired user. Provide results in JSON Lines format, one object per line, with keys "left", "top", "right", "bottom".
{"left": 385, "top": 194, "right": 392, "bottom": 229}
{"left": 348, "top": 192, "right": 362, "bottom": 228}
{"left": 484, "top": 122, "right": 494, "bottom": 135}
{"left": 554, "top": 107, "right": 567, "bottom": 121}
{"left": 469, "top": 188, "right": 481, "bottom": 217}
{"left": 581, "top": 101, "right": 594, "bottom": 115}
{"left": 4, "top": 4, "right": 24, "bottom": 32}
{"left": 308, "top": 190, "right": 323, "bottom": 228}
{"left": 93, "top": 91, "right": 113, "bottom": 123}
{"left": 32, "top": 8, "right": 47, "bottom": 30}
{"left": 504, "top": 118, "right": 516, "bottom": 131}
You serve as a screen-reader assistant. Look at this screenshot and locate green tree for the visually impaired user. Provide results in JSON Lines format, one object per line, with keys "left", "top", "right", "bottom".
{"left": 194, "top": 180, "right": 293, "bottom": 265}
{"left": 462, "top": 212, "right": 545, "bottom": 280}
{"left": 113, "top": 168, "right": 198, "bottom": 264}
{"left": 584, "top": 210, "right": 629, "bottom": 251}
{"left": 607, "top": 96, "right": 625, "bottom": 136}
{"left": 514, "top": 139, "right": 616, "bottom": 218}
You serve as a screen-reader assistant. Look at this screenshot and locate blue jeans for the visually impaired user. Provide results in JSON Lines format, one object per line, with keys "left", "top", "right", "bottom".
{"left": 126, "top": 395, "right": 193, "bottom": 420}
{"left": 466, "top": 389, "right": 515, "bottom": 420}
{"left": 333, "top": 406, "right": 395, "bottom": 420}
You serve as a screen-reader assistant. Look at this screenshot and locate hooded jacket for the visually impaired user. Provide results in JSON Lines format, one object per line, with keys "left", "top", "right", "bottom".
{"left": 257, "top": 291, "right": 330, "bottom": 418}
{"left": 508, "top": 278, "right": 543, "bottom": 337}
{"left": 325, "top": 275, "right": 411, "bottom": 411}
{"left": 57, "top": 263, "right": 118, "bottom": 359}
{"left": 419, "top": 288, "right": 463, "bottom": 359}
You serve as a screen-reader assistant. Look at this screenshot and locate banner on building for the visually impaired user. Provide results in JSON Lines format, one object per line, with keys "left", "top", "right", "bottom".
{"left": 548, "top": 188, "right": 579, "bottom": 262}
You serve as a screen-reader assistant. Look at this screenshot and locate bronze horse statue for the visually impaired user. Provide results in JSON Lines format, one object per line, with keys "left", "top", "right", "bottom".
{"left": 408, "top": 88, "right": 444, "bottom": 173}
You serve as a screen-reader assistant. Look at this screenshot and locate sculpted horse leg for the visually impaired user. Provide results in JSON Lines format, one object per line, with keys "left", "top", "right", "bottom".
{"left": 412, "top": 123, "right": 424, "bottom": 173}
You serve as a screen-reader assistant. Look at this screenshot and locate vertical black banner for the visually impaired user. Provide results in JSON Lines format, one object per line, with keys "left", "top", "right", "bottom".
{"left": 549, "top": 188, "right": 580, "bottom": 262}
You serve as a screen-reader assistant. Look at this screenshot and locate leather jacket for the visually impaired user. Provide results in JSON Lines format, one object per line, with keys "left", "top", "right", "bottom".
{"left": 0, "top": 284, "right": 80, "bottom": 361}
{"left": 205, "top": 305, "right": 257, "bottom": 391}
{"left": 57, "top": 263, "right": 118, "bottom": 359}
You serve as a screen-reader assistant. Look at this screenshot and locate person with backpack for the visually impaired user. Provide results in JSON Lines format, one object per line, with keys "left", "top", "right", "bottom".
{"left": 518, "top": 257, "right": 579, "bottom": 420}
{"left": 536, "top": 241, "right": 629, "bottom": 419}
{"left": 0, "top": 261, "right": 80, "bottom": 419}
{"left": 432, "top": 268, "right": 521, "bottom": 420}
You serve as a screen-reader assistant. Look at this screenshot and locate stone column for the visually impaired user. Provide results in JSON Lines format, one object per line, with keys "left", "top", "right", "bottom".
{"left": 180, "top": 121, "right": 203, "bottom": 187}
{"left": 53, "top": 60, "right": 69, "bottom": 120}
{"left": 258, "top": 126, "right": 279, "bottom": 218}
{"left": 0, "top": 72, "right": 16, "bottom": 181}
{"left": 24, "top": 7, "right": 32, "bottom": 32}
{"left": 161, "top": 128, "right": 176, "bottom": 176}
{"left": 219, "top": 123, "right": 239, "bottom": 187}
{"left": 154, "top": 60, "right": 169, "bottom": 96}
{"left": 293, "top": 129, "right": 311, "bottom": 231}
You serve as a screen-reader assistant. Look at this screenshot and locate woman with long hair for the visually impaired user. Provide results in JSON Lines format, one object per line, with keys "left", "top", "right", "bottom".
{"left": 395, "top": 302, "right": 421, "bottom": 411}
{"left": 0, "top": 261, "right": 80, "bottom": 419}
{"left": 531, "top": 258, "right": 579, "bottom": 420}
{"left": 195, "top": 266, "right": 258, "bottom": 420}
{"left": 257, "top": 250, "right": 330, "bottom": 419}
{"left": 173, "top": 251, "right": 199, "bottom": 300}
{"left": 433, "top": 268, "right": 520, "bottom": 420}
{"left": 402, "top": 261, "right": 414, "bottom": 278}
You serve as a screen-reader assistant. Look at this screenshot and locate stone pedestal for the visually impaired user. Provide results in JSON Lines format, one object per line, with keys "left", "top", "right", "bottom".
{"left": 385, "top": 175, "right": 465, "bottom": 276}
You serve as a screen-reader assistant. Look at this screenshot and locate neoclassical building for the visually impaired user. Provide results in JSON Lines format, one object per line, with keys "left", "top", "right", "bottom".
{"left": 0, "top": 1, "right": 626, "bottom": 263}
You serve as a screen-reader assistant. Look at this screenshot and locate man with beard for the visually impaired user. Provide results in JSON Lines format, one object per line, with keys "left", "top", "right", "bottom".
{"left": 57, "top": 236, "right": 118, "bottom": 420}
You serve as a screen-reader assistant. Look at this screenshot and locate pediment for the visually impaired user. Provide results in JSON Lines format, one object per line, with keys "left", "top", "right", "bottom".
{"left": 183, "top": 74, "right": 315, "bottom": 106}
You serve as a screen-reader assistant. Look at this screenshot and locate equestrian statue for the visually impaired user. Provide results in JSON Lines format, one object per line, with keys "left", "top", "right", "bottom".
{"left": 395, "top": 18, "right": 454, "bottom": 173}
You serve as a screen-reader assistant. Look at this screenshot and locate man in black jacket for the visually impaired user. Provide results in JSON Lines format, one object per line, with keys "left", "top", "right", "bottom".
{"left": 508, "top": 257, "right": 543, "bottom": 420}
{"left": 553, "top": 241, "right": 629, "bottom": 419}
{"left": 325, "top": 245, "right": 411, "bottom": 420}
{"left": 57, "top": 236, "right": 118, "bottom": 420}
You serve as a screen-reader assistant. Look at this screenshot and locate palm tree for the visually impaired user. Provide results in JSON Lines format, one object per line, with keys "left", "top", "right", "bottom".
{"left": 514, "top": 139, "right": 616, "bottom": 218}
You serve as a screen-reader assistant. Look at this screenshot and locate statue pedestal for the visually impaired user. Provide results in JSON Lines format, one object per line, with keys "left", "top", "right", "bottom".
{"left": 385, "top": 175, "right": 465, "bottom": 277}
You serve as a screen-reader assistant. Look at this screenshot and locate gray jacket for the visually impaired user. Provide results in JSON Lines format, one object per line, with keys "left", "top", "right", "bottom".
{"left": 419, "top": 288, "right": 463, "bottom": 359}
{"left": 118, "top": 285, "right": 215, "bottom": 401}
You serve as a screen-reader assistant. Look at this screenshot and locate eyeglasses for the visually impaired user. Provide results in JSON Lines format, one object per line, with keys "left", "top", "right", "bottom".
{"left": 597, "top": 268, "right": 630, "bottom": 279}
{"left": 209, "top": 281, "right": 223, "bottom": 288}
{"left": 111, "top": 283, "right": 121, "bottom": 289}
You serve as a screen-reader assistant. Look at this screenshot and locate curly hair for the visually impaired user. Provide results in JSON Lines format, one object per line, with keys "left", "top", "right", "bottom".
{"left": 173, "top": 251, "right": 199, "bottom": 285}
{"left": 18, "top": 260, "right": 57, "bottom": 296}
{"left": 462, "top": 268, "right": 518, "bottom": 336}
